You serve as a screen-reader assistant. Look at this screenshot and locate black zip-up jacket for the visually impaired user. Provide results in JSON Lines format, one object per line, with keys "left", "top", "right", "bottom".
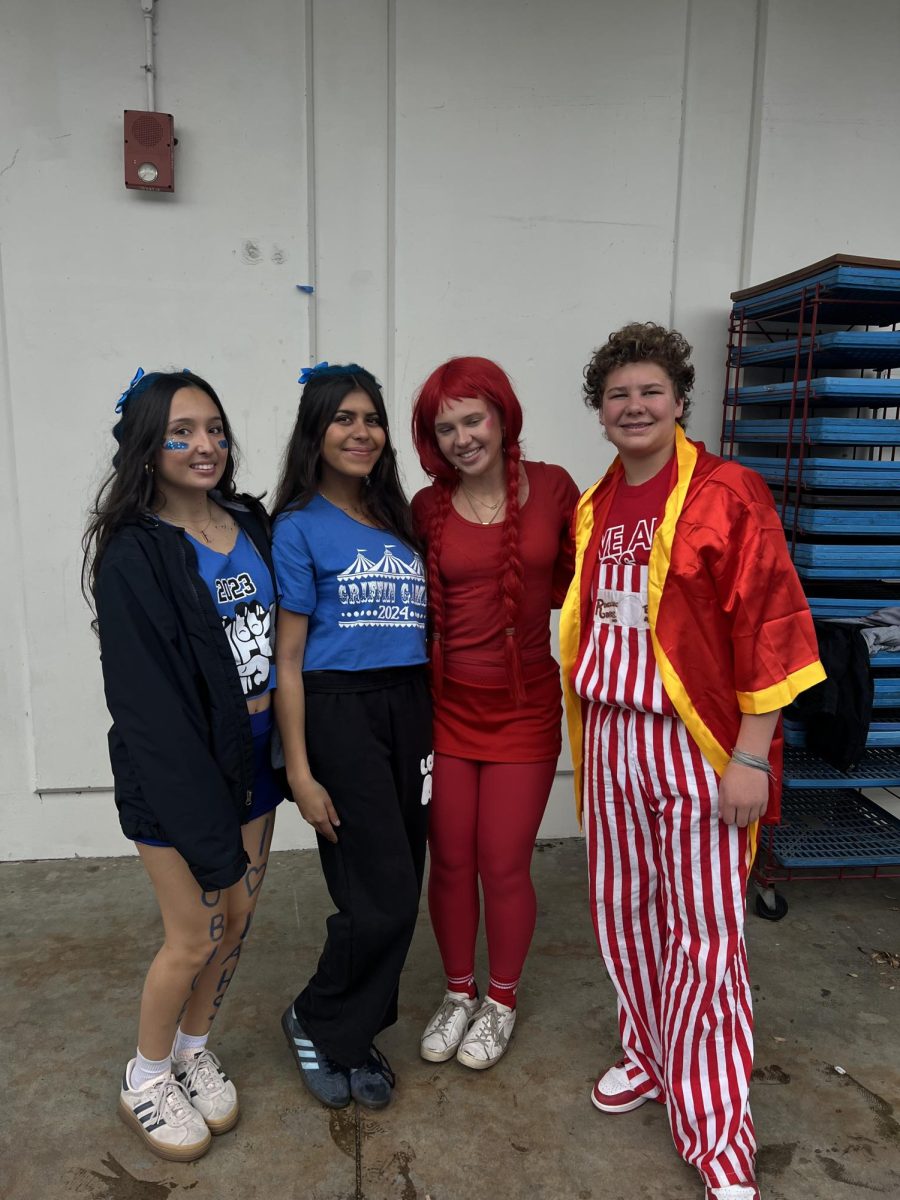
{"left": 95, "top": 494, "right": 277, "bottom": 891}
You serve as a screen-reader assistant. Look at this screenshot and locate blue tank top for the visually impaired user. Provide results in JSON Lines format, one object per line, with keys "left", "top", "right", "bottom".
{"left": 188, "top": 528, "right": 277, "bottom": 699}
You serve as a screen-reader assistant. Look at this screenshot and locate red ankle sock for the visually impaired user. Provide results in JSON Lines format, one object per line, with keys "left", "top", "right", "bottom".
{"left": 487, "top": 979, "right": 518, "bottom": 1009}
{"left": 447, "top": 975, "right": 477, "bottom": 1000}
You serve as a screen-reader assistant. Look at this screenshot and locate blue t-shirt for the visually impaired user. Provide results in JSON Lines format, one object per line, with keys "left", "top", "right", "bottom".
{"left": 273, "top": 495, "right": 427, "bottom": 671}
{"left": 188, "top": 528, "right": 277, "bottom": 698}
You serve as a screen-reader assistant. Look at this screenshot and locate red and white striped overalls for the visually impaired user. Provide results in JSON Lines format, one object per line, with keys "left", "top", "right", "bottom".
{"left": 575, "top": 558, "right": 756, "bottom": 1190}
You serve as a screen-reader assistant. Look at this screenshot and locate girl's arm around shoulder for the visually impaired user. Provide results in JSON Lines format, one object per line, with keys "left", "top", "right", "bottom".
{"left": 411, "top": 485, "right": 437, "bottom": 542}
{"left": 532, "top": 463, "right": 581, "bottom": 606}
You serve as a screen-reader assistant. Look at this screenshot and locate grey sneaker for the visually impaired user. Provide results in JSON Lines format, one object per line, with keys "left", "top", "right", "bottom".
{"left": 281, "top": 1004, "right": 350, "bottom": 1109}
{"left": 118, "top": 1063, "right": 211, "bottom": 1162}
{"left": 420, "top": 990, "right": 480, "bottom": 1062}
{"left": 349, "top": 1045, "right": 395, "bottom": 1110}
{"left": 456, "top": 998, "right": 516, "bottom": 1070}
{"left": 173, "top": 1047, "right": 239, "bottom": 1134}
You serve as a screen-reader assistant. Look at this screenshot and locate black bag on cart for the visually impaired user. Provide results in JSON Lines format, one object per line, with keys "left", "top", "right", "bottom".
{"left": 786, "top": 620, "right": 873, "bottom": 772}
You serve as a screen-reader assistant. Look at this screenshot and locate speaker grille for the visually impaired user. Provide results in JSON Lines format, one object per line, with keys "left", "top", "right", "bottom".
{"left": 130, "top": 115, "right": 164, "bottom": 147}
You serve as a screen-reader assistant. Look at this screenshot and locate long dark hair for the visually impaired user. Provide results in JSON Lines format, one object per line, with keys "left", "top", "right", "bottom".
{"left": 270, "top": 364, "right": 418, "bottom": 548}
{"left": 81, "top": 370, "right": 240, "bottom": 606}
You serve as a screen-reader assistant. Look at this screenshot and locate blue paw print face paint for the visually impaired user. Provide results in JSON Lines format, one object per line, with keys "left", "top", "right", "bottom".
{"left": 163, "top": 440, "right": 190, "bottom": 451}
{"left": 218, "top": 439, "right": 229, "bottom": 450}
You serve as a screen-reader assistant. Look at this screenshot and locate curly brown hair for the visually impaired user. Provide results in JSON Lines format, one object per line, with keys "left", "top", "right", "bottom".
{"left": 582, "top": 322, "right": 694, "bottom": 426}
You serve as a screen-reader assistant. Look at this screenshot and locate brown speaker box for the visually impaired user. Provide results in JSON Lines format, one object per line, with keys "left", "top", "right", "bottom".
{"left": 124, "top": 109, "right": 175, "bottom": 192}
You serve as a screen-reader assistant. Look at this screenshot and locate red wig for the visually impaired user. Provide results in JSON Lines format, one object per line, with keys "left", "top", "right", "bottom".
{"left": 411, "top": 357, "right": 523, "bottom": 483}
{"left": 411, "top": 356, "right": 526, "bottom": 704}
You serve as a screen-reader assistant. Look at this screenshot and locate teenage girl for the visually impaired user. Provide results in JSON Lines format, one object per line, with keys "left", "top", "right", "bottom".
{"left": 410, "top": 356, "right": 579, "bottom": 1069}
{"left": 272, "top": 362, "right": 431, "bottom": 1111}
{"left": 83, "top": 369, "right": 283, "bottom": 1162}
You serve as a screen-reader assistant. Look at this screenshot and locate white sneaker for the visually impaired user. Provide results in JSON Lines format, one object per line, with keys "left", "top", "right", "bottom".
{"left": 118, "top": 1062, "right": 211, "bottom": 1162}
{"left": 420, "top": 991, "right": 480, "bottom": 1062}
{"left": 456, "top": 998, "right": 516, "bottom": 1070}
{"left": 173, "top": 1047, "right": 239, "bottom": 1134}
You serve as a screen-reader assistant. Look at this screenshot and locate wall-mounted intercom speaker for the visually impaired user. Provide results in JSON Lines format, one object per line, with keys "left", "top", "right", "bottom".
{"left": 124, "top": 109, "right": 174, "bottom": 192}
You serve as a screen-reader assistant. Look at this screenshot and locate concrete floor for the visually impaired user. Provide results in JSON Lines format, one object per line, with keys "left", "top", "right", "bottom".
{"left": 2, "top": 839, "right": 899, "bottom": 1200}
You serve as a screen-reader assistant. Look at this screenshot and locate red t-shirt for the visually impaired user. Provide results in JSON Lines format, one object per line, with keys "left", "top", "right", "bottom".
{"left": 600, "top": 457, "right": 675, "bottom": 567}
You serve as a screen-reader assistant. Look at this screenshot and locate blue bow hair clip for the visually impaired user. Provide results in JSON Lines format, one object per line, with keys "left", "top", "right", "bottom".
{"left": 115, "top": 367, "right": 192, "bottom": 413}
{"left": 297, "top": 361, "right": 373, "bottom": 387}
{"left": 298, "top": 361, "right": 330, "bottom": 385}
{"left": 115, "top": 367, "right": 145, "bottom": 412}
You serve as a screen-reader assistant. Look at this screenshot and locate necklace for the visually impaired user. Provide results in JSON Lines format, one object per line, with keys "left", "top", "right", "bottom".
{"left": 459, "top": 483, "right": 505, "bottom": 512}
{"left": 461, "top": 486, "right": 506, "bottom": 526}
{"left": 320, "top": 491, "right": 370, "bottom": 524}
{"left": 165, "top": 502, "right": 229, "bottom": 543}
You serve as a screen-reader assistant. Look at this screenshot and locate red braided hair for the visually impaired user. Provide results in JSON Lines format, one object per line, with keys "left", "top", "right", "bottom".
{"left": 411, "top": 357, "right": 527, "bottom": 705}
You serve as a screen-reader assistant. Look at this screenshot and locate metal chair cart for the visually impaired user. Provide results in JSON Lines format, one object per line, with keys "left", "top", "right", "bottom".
{"left": 723, "top": 254, "right": 900, "bottom": 919}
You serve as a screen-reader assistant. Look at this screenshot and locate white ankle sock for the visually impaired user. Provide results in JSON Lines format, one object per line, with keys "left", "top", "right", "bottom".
{"left": 173, "top": 1027, "right": 209, "bottom": 1060}
{"left": 129, "top": 1049, "right": 171, "bottom": 1090}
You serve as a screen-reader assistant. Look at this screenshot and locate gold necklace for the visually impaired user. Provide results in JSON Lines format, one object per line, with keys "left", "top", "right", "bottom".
{"left": 166, "top": 502, "right": 228, "bottom": 543}
{"left": 461, "top": 488, "right": 505, "bottom": 526}
{"left": 459, "top": 483, "right": 505, "bottom": 512}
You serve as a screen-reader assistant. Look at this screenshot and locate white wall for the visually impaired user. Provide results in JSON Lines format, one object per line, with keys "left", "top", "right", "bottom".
{"left": 3, "top": 0, "right": 900, "bottom": 862}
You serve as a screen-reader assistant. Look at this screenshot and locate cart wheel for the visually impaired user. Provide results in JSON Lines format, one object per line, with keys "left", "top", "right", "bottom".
{"left": 755, "top": 891, "right": 788, "bottom": 922}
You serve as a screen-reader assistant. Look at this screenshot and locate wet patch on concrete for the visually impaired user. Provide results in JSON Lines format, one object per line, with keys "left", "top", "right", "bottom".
{"left": 329, "top": 1107, "right": 358, "bottom": 1160}
{"left": 822, "top": 1064, "right": 900, "bottom": 1143}
{"left": 815, "top": 1152, "right": 889, "bottom": 1193}
{"left": 368, "top": 1144, "right": 419, "bottom": 1200}
{"left": 65, "top": 1153, "right": 197, "bottom": 1198}
{"left": 756, "top": 1141, "right": 798, "bottom": 1174}
{"left": 752, "top": 1064, "right": 791, "bottom": 1084}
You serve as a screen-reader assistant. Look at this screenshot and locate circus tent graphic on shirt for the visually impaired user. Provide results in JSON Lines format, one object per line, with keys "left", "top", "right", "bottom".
{"left": 336, "top": 544, "right": 426, "bottom": 630}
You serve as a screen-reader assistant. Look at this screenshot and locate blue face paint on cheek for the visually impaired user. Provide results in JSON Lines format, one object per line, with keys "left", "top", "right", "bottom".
{"left": 218, "top": 439, "right": 229, "bottom": 450}
{"left": 163, "top": 440, "right": 190, "bottom": 451}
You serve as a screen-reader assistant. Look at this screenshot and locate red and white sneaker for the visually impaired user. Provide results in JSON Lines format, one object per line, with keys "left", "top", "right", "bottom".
{"left": 705, "top": 1187, "right": 761, "bottom": 1200}
{"left": 590, "top": 1059, "right": 656, "bottom": 1113}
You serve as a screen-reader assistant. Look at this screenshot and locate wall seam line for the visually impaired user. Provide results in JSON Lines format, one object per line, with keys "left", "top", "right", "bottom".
{"left": 0, "top": 243, "right": 38, "bottom": 793}
{"left": 669, "top": 0, "right": 692, "bottom": 328}
{"left": 305, "top": 0, "right": 318, "bottom": 361}
{"left": 386, "top": 0, "right": 397, "bottom": 416}
{"left": 739, "top": 0, "right": 767, "bottom": 289}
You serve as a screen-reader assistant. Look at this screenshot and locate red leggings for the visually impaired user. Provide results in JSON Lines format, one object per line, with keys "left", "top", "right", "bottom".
{"left": 428, "top": 754, "right": 557, "bottom": 1004}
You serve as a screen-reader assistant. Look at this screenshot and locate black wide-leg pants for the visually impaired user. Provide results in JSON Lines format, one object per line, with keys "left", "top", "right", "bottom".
{"left": 293, "top": 666, "right": 432, "bottom": 1067}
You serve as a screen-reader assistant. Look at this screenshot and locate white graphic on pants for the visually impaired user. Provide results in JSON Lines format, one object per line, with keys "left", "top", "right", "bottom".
{"left": 222, "top": 600, "right": 275, "bottom": 697}
{"left": 420, "top": 753, "right": 434, "bottom": 806}
{"left": 336, "top": 545, "right": 426, "bottom": 631}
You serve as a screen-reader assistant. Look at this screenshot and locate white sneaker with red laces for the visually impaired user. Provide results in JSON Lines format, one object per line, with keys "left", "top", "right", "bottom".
{"left": 590, "top": 1060, "right": 656, "bottom": 1113}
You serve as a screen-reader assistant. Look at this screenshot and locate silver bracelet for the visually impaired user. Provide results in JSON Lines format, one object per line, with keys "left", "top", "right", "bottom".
{"left": 730, "top": 748, "right": 775, "bottom": 778}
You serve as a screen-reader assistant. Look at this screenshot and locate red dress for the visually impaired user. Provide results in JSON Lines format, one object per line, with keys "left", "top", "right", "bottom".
{"left": 412, "top": 460, "right": 580, "bottom": 762}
